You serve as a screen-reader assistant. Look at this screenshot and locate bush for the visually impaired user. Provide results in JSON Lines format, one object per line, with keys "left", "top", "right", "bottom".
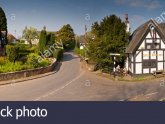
{"left": 6, "top": 45, "right": 19, "bottom": 63}
{"left": 40, "top": 59, "right": 51, "bottom": 67}
{"left": 74, "top": 47, "right": 80, "bottom": 55}
{"left": 27, "top": 53, "right": 51, "bottom": 68}
{"left": 0, "top": 57, "right": 6, "bottom": 65}
{"left": 0, "top": 61, "right": 23, "bottom": 73}
{"left": 27, "top": 53, "right": 41, "bottom": 68}
{"left": 53, "top": 49, "right": 63, "bottom": 61}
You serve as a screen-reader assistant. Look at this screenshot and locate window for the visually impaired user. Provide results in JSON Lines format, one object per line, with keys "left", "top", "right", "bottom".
{"left": 143, "top": 60, "right": 157, "bottom": 68}
{"left": 146, "top": 43, "right": 160, "bottom": 49}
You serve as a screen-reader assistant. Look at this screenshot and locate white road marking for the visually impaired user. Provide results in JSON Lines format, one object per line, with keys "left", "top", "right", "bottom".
{"left": 145, "top": 92, "right": 158, "bottom": 96}
{"left": 33, "top": 71, "right": 85, "bottom": 101}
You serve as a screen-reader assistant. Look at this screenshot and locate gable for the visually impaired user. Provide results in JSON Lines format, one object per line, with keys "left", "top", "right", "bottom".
{"left": 127, "top": 20, "right": 165, "bottom": 54}
{"left": 137, "top": 28, "right": 164, "bottom": 50}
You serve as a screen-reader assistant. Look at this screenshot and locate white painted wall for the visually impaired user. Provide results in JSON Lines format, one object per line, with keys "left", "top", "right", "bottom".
{"left": 151, "top": 68, "right": 156, "bottom": 73}
{"left": 158, "top": 51, "right": 163, "bottom": 61}
{"left": 135, "top": 63, "right": 142, "bottom": 74}
{"left": 161, "top": 40, "right": 165, "bottom": 49}
{"left": 138, "top": 41, "right": 145, "bottom": 50}
{"left": 135, "top": 51, "right": 142, "bottom": 62}
{"left": 131, "top": 63, "right": 134, "bottom": 73}
{"left": 146, "top": 32, "right": 152, "bottom": 39}
{"left": 143, "top": 69, "right": 149, "bottom": 74}
{"left": 158, "top": 62, "right": 163, "bottom": 70}
{"left": 143, "top": 51, "right": 149, "bottom": 60}
{"left": 146, "top": 39, "right": 152, "bottom": 43}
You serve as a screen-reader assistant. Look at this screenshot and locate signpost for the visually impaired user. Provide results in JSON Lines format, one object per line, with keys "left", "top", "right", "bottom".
{"left": 110, "top": 53, "right": 121, "bottom": 79}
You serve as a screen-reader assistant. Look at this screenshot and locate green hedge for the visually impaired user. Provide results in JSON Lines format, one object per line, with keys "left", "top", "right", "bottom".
{"left": 6, "top": 45, "right": 19, "bottom": 63}
{"left": 53, "top": 49, "right": 64, "bottom": 61}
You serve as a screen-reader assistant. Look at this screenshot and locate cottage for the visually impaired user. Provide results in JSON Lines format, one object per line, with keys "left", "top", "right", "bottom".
{"left": 126, "top": 20, "right": 165, "bottom": 75}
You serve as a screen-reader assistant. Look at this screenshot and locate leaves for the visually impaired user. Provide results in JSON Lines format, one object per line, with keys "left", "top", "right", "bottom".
{"left": 88, "top": 15, "right": 129, "bottom": 69}
{"left": 22, "top": 26, "right": 38, "bottom": 46}
{"left": 56, "top": 24, "right": 75, "bottom": 50}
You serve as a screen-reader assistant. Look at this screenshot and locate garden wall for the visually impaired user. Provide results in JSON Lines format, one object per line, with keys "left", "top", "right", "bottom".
{"left": 0, "top": 60, "right": 57, "bottom": 81}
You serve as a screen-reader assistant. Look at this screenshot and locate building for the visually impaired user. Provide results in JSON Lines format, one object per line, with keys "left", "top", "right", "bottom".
{"left": 7, "top": 33, "right": 18, "bottom": 44}
{"left": 126, "top": 20, "right": 165, "bottom": 75}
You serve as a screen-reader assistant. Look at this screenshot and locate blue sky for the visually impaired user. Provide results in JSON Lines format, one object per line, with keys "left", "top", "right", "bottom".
{"left": 0, "top": 0, "right": 165, "bottom": 38}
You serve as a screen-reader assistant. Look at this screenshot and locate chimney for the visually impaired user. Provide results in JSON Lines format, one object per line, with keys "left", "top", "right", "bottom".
{"left": 125, "top": 14, "right": 130, "bottom": 32}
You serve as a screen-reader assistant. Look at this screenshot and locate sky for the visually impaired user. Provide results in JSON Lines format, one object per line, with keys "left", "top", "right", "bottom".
{"left": 0, "top": 0, "right": 165, "bottom": 38}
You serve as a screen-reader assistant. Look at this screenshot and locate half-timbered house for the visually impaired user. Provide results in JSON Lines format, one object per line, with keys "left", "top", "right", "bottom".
{"left": 126, "top": 20, "right": 165, "bottom": 75}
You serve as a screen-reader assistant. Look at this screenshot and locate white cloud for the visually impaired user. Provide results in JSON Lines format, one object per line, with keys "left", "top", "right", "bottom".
{"left": 116, "top": 0, "right": 162, "bottom": 9}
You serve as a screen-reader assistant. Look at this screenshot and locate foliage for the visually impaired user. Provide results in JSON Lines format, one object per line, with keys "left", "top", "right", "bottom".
{"left": 0, "top": 57, "right": 6, "bottom": 65}
{"left": 0, "top": 7, "right": 7, "bottom": 32}
{"left": 27, "top": 53, "right": 41, "bottom": 68}
{"left": 53, "top": 49, "right": 64, "bottom": 61}
{"left": 39, "top": 59, "right": 51, "bottom": 67}
{"left": 88, "top": 15, "right": 129, "bottom": 70}
{"left": 0, "top": 61, "right": 24, "bottom": 73}
{"left": 74, "top": 47, "right": 81, "bottom": 55}
{"left": 6, "top": 45, "right": 19, "bottom": 63}
{"left": 47, "top": 33, "right": 55, "bottom": 46}
{"left": 22, "top": 26, "right": 38, "bottom": 47}
{"left": 0, "top": 7, "right": 7, "bottom": 44}
{"left": 56, "top": 24, "right": 75, "bottom": 50}
{"left": 39, "top": 28, "right": 47, "bottom": 53}
{"left": 27, "top": 53, "right": 50, "bottom": 68}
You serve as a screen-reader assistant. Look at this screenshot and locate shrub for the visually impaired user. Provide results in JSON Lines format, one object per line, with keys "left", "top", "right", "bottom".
{"left": 27, "top": 53, "right": 41, "bottom": 68}
{"left": 53, "top": 49, "right": 63, "bottom": 61}
{"left": 0, "top": 57, "right": 6, "bottom": 65}
{"left": 6, "top": 45, "right": 19, "bottom": 63}
{"left": 0, "top": 61, "right": 23, "bottom": 73}
{"left": 27, "top": 53, "right": 51, "bottom": 68}
{"left": 74, "top": 47, "right": 80, "bottom": 55}
{"left": 40, "top": 59, "right": 51, "bottom": 67}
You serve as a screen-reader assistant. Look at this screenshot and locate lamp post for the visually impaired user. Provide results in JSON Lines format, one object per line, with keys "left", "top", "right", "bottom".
{"left": 110, "top": 53, "right": 121, "bottom": 79}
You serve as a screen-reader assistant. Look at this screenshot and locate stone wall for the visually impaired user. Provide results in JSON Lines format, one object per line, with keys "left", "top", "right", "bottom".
{"left": 0, "top": 61, "right": 57, "bottom": 81}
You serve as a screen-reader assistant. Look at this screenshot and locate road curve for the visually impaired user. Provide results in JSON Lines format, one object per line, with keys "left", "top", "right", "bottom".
{"left": 0, "top": 52, "right": 165, "bottom": 101}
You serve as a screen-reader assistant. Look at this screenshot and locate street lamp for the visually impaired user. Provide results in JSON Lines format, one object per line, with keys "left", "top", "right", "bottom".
{"left": 110, "top": 53, "right": 121, "bottom": 79}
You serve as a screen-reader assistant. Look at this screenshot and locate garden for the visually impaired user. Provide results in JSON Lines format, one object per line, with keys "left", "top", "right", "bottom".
{"left": 0, "top": 43, "right": 63, "bottom": 73}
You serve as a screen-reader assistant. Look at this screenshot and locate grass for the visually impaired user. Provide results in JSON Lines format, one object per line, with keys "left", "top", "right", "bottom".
{"left": 94, "top": 70, "right": 155, "bottom": 82}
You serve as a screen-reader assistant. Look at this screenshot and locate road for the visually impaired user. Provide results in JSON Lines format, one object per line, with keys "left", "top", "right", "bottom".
{"left": 0, "top": 52, "right": 165, "bottom": 101}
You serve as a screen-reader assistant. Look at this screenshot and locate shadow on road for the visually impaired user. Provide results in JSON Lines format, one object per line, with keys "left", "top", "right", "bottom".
{"left": 62, "top": 53, "right": 79, "bottom": 62}
{"left": 54, "top": 62, "right": 62, "bottom": 72}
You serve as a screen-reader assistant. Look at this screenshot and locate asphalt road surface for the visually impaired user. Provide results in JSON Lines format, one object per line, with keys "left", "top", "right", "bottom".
{"left": 0, "top": 52, "right": 165, "bottom": 101}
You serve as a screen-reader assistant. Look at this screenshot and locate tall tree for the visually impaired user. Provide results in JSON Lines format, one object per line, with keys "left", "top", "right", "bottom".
{"left": 88, "top": 15, "right": 129, "bottom": 70}
{"left": 39, "top": 27, "right": 47, "bottom": 53}
{"left": 22, "top": 26, "right": 38, "bottom": 47}
{"left": 56, "top": 24, "right": 75, "bottom": 50}
{"left": 47, "top": 33, "right": 55, "bottom": 46}
{"left": 0, "top": 7, "right": 7, "bottom": 43}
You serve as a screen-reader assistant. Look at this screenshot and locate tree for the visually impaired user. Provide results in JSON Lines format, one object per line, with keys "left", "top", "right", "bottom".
{"left": 0, "top": 7, "right": 7, "bottom": 43}
{"left": 47, "top": 33, "right": 55, "bottom": 46}
{"left": 38, "top": 27, "right": 47, "bottom": 53}
{"left": 0, "top": 7, "right": 7, "bottom": 31}
{"left": 6, "top": 45, "right": 19, "bottom": 63}
{"left": 22, "top": 26, "right": 38, "bottom": 47}
{"left": 56, "top": 24, "right": 75, "bottom": 50}
{"left": 88, "top": 15, "right": 129, "bottom": 70}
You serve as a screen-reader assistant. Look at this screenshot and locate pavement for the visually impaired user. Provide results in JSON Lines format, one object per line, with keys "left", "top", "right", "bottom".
{"left": 0, "top": 51, "right": 165, "bottom": 101}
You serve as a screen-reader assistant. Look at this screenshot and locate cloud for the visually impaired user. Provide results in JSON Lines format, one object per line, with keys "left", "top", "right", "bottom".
{"left": 116, "top": 0, "right": 162, "bottom": 9}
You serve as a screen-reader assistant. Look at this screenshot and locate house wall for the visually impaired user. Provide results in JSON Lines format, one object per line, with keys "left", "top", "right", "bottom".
{"left": 127, "top": 28, "right": 165, "bottom": 75}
